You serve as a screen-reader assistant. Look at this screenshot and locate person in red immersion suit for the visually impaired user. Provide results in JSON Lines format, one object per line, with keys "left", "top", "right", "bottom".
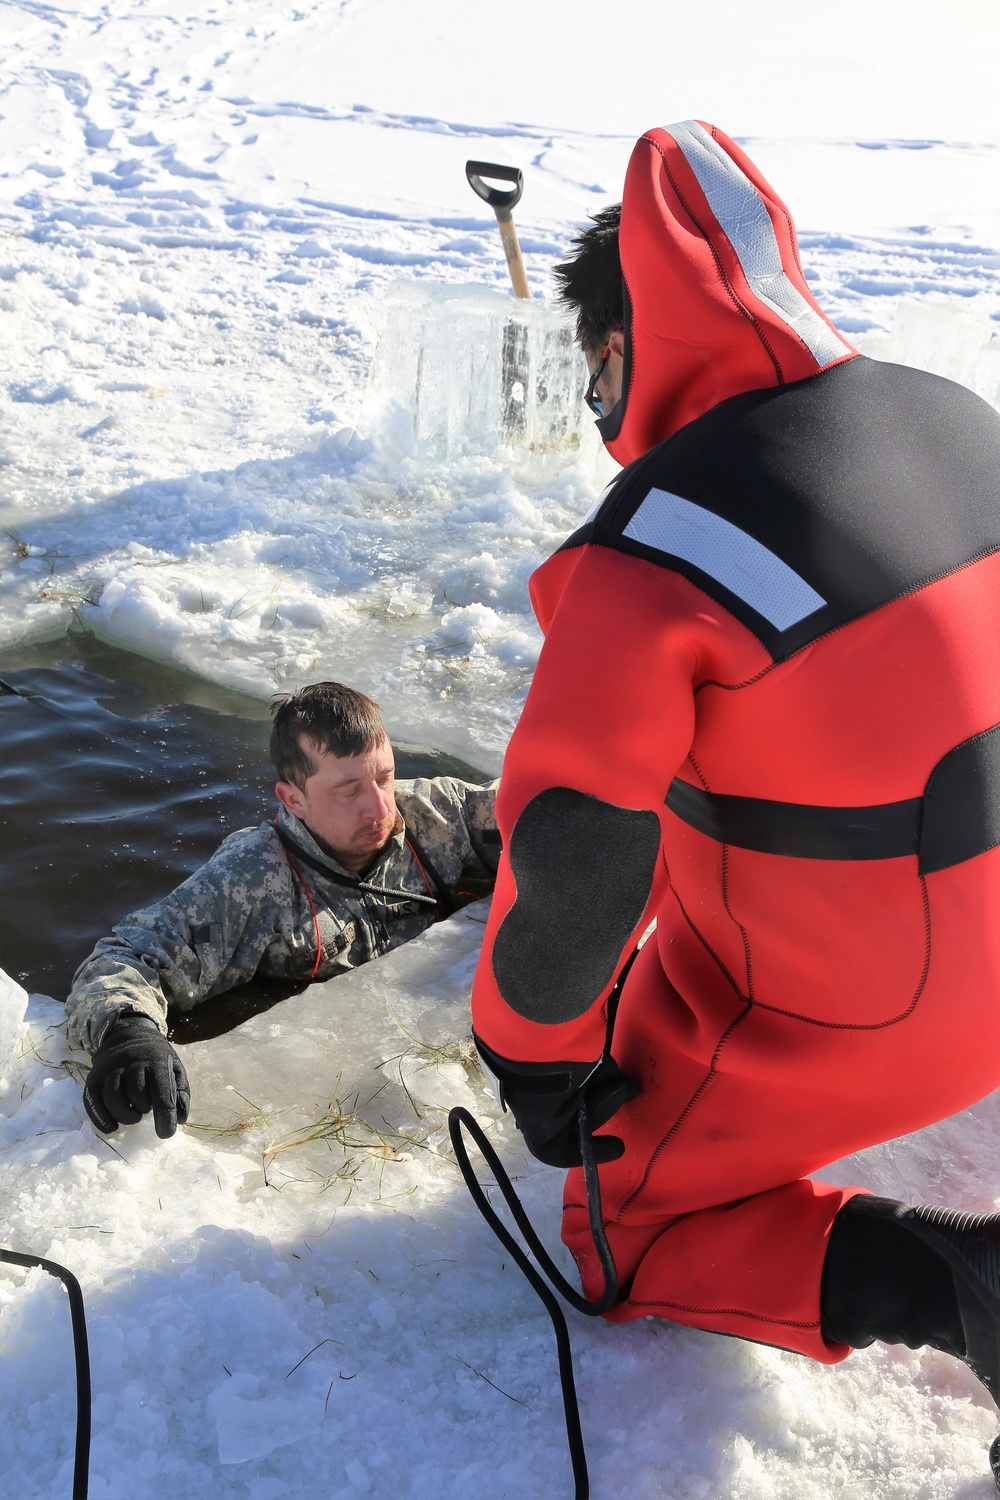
{"left": 471, "top": 119, "right": 1000, "bottom": 1436}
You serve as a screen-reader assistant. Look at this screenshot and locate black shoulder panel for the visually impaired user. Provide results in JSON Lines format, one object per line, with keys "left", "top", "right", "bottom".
{"left": 491, "top": 788, "right": 660, "bottom": 1027}
{"left": 563, "top": 358, "right": 1000, "bottom": 660}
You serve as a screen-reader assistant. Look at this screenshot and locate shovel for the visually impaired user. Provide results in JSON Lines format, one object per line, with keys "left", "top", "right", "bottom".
{"left": 465, "top": 160, "right": 531, "bottom": 300}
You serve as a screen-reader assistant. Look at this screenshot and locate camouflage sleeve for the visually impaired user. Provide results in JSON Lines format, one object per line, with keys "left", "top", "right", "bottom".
{"left": 64, "top": 825, "right": 292, "bottom": 1055}
{"left": 396, "top": 776, "right": 501, "bottom": 890}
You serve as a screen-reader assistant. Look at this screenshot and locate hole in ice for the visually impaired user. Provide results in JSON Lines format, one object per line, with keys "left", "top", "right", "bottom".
{"left": 0, "top": 633, "right": 488, "bottom": 1038}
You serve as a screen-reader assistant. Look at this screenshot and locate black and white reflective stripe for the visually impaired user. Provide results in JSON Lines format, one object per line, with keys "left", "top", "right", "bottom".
{"left": 666, "top": 120, "right": 852, "bottom": 368}
{"left": 623, "top": 486, "right": 825, "bottom": 630}
{"left": 582, "top": 479, "right": 619, "bottom": 527}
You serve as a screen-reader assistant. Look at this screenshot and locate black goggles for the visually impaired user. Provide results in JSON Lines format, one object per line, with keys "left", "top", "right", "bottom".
{"left": 584, "top": 349, "right": 610, "bottom": 417}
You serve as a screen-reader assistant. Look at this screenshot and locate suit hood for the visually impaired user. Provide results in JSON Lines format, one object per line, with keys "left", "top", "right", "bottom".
{"left": 597, "top": 121, "right": 857, "bottom": 466}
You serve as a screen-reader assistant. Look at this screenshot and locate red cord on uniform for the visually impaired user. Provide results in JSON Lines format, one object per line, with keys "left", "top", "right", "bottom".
{"left": 405, "top": 838, "right": 441, "bottom": 919}
{"left": 274, "top": 812, "right": 323, "bottom": 979}
{"left": 284, "top": 850, "right": 323, "bottom": 980}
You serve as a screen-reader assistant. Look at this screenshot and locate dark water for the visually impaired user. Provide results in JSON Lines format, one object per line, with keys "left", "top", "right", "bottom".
{"left": 0, "top": 633, "right": 487, "bottom": 1038}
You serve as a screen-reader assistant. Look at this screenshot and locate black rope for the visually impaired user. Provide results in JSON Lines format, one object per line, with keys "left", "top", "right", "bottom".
{"left": 273, "top": 823, "right": 438, "bottom": 906}
{"left": 403, "top": 829, "right": 455, "bottom": 918}
{"left": 449, "top": 946, "right": 640, "bottom": 1493}
{"left": 448, "top": 1104, "right": 618, "bottom": 1499}
{"left": 0, "top": 1247, "right": 91, "bottom": 1499}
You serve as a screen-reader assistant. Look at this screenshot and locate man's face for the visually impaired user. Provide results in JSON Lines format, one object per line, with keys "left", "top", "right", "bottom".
{"left": 584, "top": 328, "right": 626, "bottom": 424}
{"left": 276, "top": 736, "right": 399, "bottom": 874}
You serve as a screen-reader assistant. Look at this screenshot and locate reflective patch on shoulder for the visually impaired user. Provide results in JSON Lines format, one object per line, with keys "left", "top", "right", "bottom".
{"left": 623, "top": 486, "right": 825, "bottom": 630}
{"left": 667, "top": 120, "right": 852, "bottom": 368}
{"left": 582, "top": 477, "right": 621, "bottom": 526}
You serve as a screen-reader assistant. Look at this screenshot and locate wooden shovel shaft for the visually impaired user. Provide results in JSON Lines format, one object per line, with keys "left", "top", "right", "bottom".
{"left": 497, "top": 216, "right": 531, "bottom": 299}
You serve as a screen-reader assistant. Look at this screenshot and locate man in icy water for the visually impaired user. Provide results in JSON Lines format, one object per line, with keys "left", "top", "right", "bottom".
{"left": 67, "top": 680, "right": 499, "bottom": 1140}
{"left": 471, "top": 120, "right": 1000, "bottom": 1453}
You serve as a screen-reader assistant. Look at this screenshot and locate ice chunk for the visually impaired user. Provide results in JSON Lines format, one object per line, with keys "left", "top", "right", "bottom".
{"left": 0, "top": 969, "right": 28, "bottom": 1080}
{"left": 363, "top": 280, "right": 587, "bottom": 472}
{"left": 389, "top": 1054, "right": 477, "bottom": 1113}
{"left": 179, "top": 910, "right": 493, "bottom": 1183}
{"left": 213, "top": 1390, "right": 322, "bottom": 1464}
{"left": 345, "top": 1459, "right": 371, "bottom": 1494}
{"left": 859, "top": 300, "right": 994, "bottom": 395}
{"left": 975, "top": 341, "right": 1000, "bottom": 410}
{"left": 367, "top": 1295, "right": 396, "bottom": 1331}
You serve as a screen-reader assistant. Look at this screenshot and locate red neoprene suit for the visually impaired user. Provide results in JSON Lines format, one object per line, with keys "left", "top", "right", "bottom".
{"left": 471, "top": 122, "right": 1000, "bottom": 1360}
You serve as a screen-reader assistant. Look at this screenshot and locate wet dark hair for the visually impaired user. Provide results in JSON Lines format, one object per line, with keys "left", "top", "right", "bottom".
{"left": 269, "top": 681, "right": 387, "bottom": 789}
{"left": 552, "top": 204, "right": 623, "bottom": 352}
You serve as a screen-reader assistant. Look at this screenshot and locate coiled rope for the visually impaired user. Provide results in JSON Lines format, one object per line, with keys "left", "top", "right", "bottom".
{"left": 449, "top": 1104, "right": 617, "bottom": 1499}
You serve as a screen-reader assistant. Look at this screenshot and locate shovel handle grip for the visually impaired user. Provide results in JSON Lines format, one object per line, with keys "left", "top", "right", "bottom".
{"left": 465, "top": 160, "right": 523, "bottom": 223}
{"left": 466, "top": 160, "right": 531, "bottom": 298}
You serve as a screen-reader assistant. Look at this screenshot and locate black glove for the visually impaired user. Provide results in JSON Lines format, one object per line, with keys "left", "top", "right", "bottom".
{"left": 475, "top": 1036, "right": 639, "bottom": 1169}
{"left": 83, "top": 1013, "right": 191, "bottom": 1140}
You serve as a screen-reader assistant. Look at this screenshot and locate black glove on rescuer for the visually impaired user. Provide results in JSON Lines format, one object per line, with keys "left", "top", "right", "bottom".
{"left": 83, "top": 1012, "right": 191, "bottom": 1139}
{"left": 475, "top": 1036, "right": 639, "bottom": 1169}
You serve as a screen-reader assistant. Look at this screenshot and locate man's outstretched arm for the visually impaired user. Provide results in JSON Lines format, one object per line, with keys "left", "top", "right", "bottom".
{"left": 66, "top": 827, "right": 292, "bottom": 1135}
{"left": 65, "top": 825, "right": 291, "bottom": 1054}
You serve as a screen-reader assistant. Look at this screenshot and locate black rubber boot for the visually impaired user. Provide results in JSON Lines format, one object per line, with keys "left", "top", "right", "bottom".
{"left": 822, "top": 1196, "right": 965, "bottom": 1358}
{"left": 823, "top": 1195, "right": 1000, "bottom": 1489}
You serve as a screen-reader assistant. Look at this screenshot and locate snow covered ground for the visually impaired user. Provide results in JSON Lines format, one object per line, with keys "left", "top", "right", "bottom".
{"left": 4, "top": 1, "right": 1000, "bottom": 1495}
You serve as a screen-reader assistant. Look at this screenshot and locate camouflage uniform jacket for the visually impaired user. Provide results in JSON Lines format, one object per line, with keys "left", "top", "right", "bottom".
{"left": 65, "top": 776, "right": 499, "bottom": 1055}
